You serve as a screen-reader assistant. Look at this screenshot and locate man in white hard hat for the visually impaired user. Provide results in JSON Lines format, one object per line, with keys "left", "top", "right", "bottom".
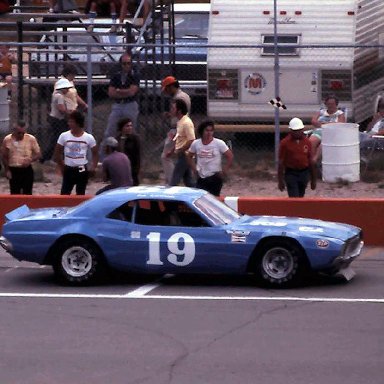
{"left": 278, "top": 117, "right": 316, "bottom": 197}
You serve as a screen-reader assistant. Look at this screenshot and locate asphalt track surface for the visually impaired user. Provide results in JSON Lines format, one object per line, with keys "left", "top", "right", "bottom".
{"left": 0, "top": 247, "right": 383, "bottom": 384}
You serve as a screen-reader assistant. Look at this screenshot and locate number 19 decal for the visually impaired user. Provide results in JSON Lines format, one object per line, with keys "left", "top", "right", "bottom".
{"left": 146, "top": 232, "right": 195, "bottom": 266}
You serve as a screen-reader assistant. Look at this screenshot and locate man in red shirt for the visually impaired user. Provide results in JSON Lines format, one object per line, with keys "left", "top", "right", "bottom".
{"left": 278, "top": 117, "right": 317, "bottom": 197}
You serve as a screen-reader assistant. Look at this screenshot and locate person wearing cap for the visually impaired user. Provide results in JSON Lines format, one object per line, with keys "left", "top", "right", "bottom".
{"left": 96, "top": 136, "right": 133, "bottom": 195}
{"left": 42, "top": 77, "right": 74, "bottom": 163}
{"left": 54, "top": 110, "right": 98, "bottom": 195}
{"left": 104, "top": 52, "right": 140, "bottom": 140}
{"left": 278, "top": 117, "right": 316, "bottom": 198}
{"left": 161, "top": 75, "right": 191, "bottom": 184}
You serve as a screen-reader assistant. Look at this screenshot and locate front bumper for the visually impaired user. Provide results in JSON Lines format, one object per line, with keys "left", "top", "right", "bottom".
{"left": 0, "top": 236, "right": 13, "bottom": 253}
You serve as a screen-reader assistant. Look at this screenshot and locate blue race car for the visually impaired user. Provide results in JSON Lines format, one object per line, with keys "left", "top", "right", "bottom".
{"left": 0, "top": 186, "right": 363, "bottom": 287}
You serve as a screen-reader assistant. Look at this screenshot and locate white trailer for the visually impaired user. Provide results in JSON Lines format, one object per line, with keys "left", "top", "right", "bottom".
{"left": 207, "top": 0, "right": 384, "bottom": 128}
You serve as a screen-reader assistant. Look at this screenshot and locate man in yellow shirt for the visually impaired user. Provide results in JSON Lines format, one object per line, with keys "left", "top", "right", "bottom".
{"left": 166, "top": 99, "right": 195, "bottom": 187}
{"left": 1, "top": 120, "right": 41, "bottom": 194}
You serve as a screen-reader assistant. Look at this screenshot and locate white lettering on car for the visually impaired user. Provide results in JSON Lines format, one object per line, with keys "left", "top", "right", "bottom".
{"left": 299, "top": 226, "right": 324, "bottom": 233}
{"left": 249, "top": 220, "right": 287, "bottom": 227}
{"left": 146, "top": 232, "right": 195, "bottom": 266}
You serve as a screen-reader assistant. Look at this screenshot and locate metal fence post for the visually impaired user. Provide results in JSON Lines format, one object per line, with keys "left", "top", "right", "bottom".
{"left": 273, "top": 0, "right": 281, "bottom": 169}
{"left": 86, "top": 44, "right": 93, "bottom": 134}
{"left": 17, "top": 21, "right": 24, "bottom": 121}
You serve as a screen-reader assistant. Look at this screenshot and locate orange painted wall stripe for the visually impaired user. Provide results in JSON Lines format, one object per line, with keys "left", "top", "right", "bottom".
{"left": 0, "top": 195, "right": 382, "bottom": 245}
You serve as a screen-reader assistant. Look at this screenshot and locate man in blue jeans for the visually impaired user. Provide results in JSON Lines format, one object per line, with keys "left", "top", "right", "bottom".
{"left": 165, "top": 99, "right": 196, "bottom": 187}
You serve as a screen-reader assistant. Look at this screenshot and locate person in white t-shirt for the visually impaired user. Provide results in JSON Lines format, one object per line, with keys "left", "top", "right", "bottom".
{"left": 54, "top": 111, "right": 98, "bottom": 195}
{"left": 187, "top": 121, "right": 233, "bottom": 196}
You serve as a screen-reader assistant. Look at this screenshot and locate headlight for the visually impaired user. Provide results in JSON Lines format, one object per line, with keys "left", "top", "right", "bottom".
{"left": 0, "top": 236, "right": 13, "bottom": 253}
{"left": 341, "top": 234, "right": 364, "bottom": 260}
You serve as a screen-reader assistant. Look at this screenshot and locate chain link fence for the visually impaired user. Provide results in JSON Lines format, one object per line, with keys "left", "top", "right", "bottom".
{"left": 2, "top": 21, "right": 384, "bottom": 184}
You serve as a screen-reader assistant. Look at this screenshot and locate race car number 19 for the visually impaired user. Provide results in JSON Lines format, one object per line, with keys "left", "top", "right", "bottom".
{"left": 146, "top": 232, "right": 196, "bottom": 266}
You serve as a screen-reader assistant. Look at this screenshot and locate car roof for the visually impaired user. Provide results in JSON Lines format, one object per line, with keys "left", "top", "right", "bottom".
{"left": 97, "top": 185, "right": 207, "bottom": 202}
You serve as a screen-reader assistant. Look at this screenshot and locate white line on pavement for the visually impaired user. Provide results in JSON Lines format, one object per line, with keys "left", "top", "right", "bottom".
{"left": 0, "top": 292, "right": 383, "bottom": 303}
{"left": 125, "top": 274, "right": 174, "bottom": 297}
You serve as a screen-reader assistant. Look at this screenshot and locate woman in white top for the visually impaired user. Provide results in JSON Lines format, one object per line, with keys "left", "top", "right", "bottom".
{"left": 310, "top": 95, "right": 346, "bottom": 163}
{"left": 187, "top": 121, "right": 233, "bottom": 196}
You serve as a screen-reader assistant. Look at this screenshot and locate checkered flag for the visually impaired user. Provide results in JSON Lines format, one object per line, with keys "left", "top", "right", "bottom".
{"left": 269, "top": 97, "right": 287, "bottom": 110}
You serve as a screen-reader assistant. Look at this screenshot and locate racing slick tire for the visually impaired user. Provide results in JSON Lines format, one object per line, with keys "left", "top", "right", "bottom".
{"left": 53, "top": 238, "right": 106, "bottom": 285}
{"left": 257, "top": 240, "right": 307, "bottom": 287}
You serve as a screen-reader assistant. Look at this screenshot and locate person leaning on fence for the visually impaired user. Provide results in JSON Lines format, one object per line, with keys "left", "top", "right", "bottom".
{"left": 1, "top": 120, "right": 41, "bottom": 195}
{"left": 166, "top": 99, "right": 196, "bottom": 187}
{"left": 310, "top": 94, "right": 346, "bottom": 163}
{"left": 116, "top": 117, "right": 141, "bottom": 185}
{"left": 96, "top": 137, "right": 133, "bottom": 195}
{"left": 104, "top": 52, "right": 140, "bottom": 140}
{"left": 186, "top": 121, "right": 233, "bottom": 196}
{"left": 41, "top": 78, "right": 74, "bottom": 163}
{"left": 54, "top": 64, "right": 88, "bottom": 113}
{"left": 160, "top": 76, "right": 191, "bottom": 185}
{"left": 54, "top": 110, "right": 98, "bottom": 195}
{"left": 278, "top": 117, "right": 316, "bottom": 198}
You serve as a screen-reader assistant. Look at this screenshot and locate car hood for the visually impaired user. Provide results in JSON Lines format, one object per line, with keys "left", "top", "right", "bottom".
{"left": 4, "top": 205, "right": 70, "bottom": 223}
{"left": 233, "top": 215, "right": 360, "bottom": 241}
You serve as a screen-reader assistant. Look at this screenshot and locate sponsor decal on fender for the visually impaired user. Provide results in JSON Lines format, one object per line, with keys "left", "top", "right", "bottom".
{"left": 316, "top": 239, "right": 329, "bottom": 248}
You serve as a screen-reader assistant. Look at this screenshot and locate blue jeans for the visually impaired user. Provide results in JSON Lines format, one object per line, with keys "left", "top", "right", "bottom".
{"left": 104, "top": 101, "right": 139, "bottom": 139}
{"left": 170, "top": 152, "right": 195, "bottom": 187}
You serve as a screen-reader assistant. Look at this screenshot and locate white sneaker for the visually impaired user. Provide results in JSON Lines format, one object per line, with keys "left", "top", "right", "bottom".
{"left": 48, "top": 8, "right": 54, "bottom": 13}
{"left": 87, "top": 24, "right": 94, "bottom": 33}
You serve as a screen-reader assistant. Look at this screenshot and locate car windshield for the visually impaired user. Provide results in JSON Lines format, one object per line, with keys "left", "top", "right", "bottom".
{"left": 160, "top": 13, "right": 209, "bottom": 40}
{"left": 193, "top": 194, "right": 241, "bottom": 226}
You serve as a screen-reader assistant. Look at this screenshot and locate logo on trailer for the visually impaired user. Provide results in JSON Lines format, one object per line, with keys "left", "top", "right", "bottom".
{"left": 244, "top": 73, "right": 267, "bottom": 95}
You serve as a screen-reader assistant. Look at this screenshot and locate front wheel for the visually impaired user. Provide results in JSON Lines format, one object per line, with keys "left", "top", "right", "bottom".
{"left": 256, "top": 240, "right": 306, "bottom": 287}
{"left": 53, "top": 238, "right": 106, "bottom": 285}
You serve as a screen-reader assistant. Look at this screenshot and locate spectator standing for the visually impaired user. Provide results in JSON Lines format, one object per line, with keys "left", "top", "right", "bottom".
{"left": 167, "top": 99, "right": 195, "bottom": 187}
{"left": 0, "top": 44, "right": 16, "bottom": 100}
{"left": 119, "top": 0, "right": 152, "bottom": 26}
{"left": 310, "top": 95, "right": 346, "bottom": 163}
{"left": 1, "top": 120, "right": 41, "bottom": 195}
{"left": 85, "top": 0, "right": 122, "bottom": 32}
{"left": 54, "top": 111, "right": 98, "bottom": 195}
{"left": 116, "top": 117, "right": 141, "bottom": 185}
{"left": 187, "top": 121, "right": 233, "bottom": 196}
{"left": 42, "top": 78, "right": 74, "bottom": 163}
{"left": 96, "top": 136, "right": 133, "bottom": 195}
{"left": 104, "top": 52, "right": 140, "bottom": 140}
{"left": 54, "top": 64, "right": 88, "bottom": 112}
{"left": 160, "top": 76, "right": 191, "bottom": 185}
{"left": 278, "top": 117, "right": 316, "bottom": 198}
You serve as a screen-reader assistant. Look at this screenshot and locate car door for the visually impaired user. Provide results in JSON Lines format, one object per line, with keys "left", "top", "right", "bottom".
{"left": 120, "top": 199, "right": 250, "bottom": 274}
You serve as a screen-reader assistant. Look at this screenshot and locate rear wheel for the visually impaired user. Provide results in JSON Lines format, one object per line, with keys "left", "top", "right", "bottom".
{"left": 256, "top": 240, "right": 306, "bottom": 287}
{"left": 53, "top": 238, "right": 106, "bottom": 285}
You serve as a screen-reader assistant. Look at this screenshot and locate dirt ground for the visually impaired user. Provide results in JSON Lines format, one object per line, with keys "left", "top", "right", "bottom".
{"left": 1, "top": 162, "right": 383, "bottom": 198}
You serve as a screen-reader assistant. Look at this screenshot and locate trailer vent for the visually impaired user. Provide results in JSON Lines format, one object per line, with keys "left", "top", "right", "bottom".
{"left": 208, "top": 69, "right": 239, "bottom": 101}
{"left": 261, "top": 35, "right": 300, "bottom": 56}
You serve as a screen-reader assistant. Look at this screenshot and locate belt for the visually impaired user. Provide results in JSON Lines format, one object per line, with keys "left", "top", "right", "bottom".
{"left": 65, "top": 165, "right": 87, "bottom": 172}
{"left": 115, "top": 99, "right": 134, "bottom": 104}
{"left": 285, "top": 167, "right": 309, "bottom": 172}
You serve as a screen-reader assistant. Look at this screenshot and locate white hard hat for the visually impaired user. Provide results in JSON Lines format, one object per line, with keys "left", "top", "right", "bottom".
{"left": 288, "top": 117, "right": 305, "bottom": 130}
{"left": 55, "top": 78, "right": 73, "bottom": 90}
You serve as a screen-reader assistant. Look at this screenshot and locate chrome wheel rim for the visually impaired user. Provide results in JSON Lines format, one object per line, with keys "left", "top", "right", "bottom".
{"left": 61, "top": 246, "right": 92, "bottom": 277}
{"left": 262, "top": 247, "right": 295, "bottom": 280}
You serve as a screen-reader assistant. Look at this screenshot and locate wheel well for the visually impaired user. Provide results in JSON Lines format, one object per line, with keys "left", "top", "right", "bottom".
{"left": 44, "top": 234, "right": 106, "bottom": 265}
{"left": 246, "top": 236, "right": 309, "bottom": 273}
